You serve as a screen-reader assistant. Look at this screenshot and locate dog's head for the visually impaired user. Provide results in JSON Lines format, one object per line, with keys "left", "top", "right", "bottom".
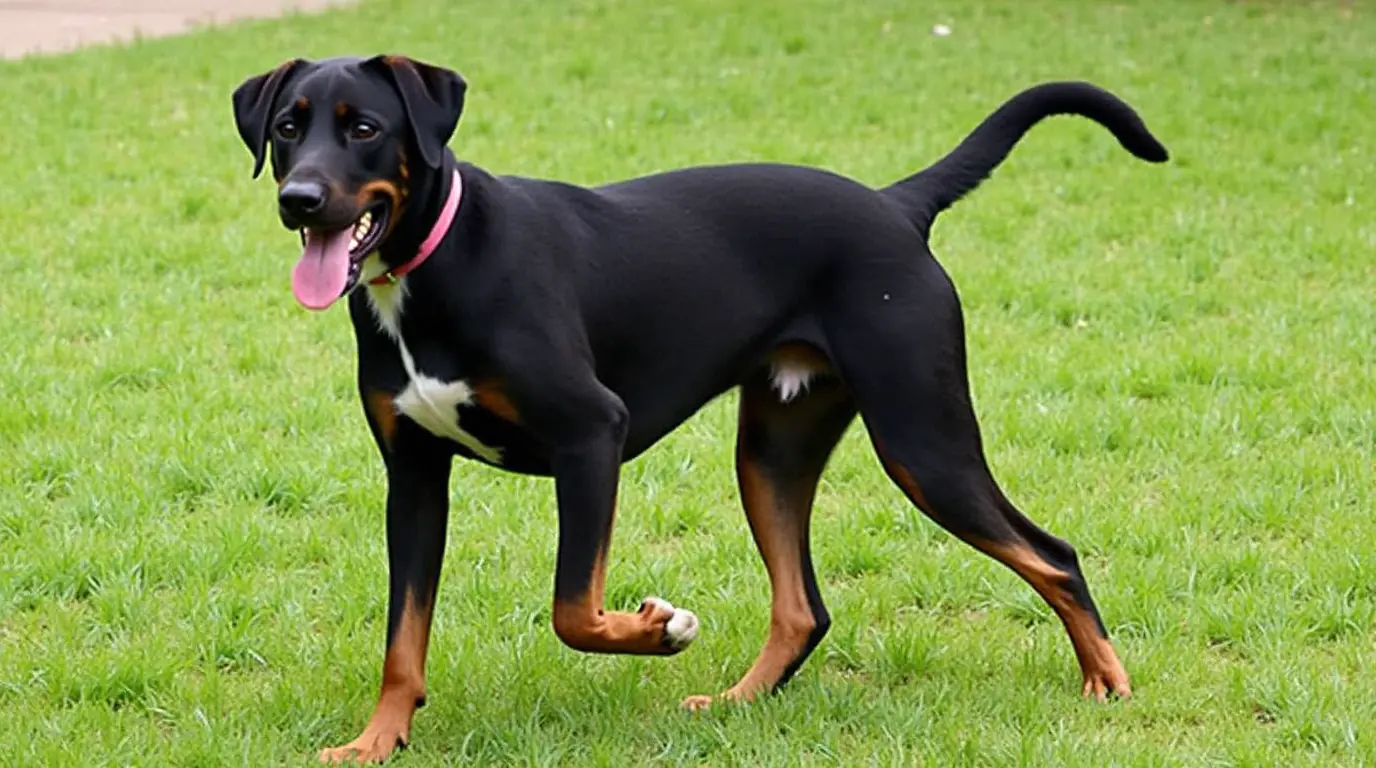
{"left": 232, "top": 56, "right": 466, "bottom": 310}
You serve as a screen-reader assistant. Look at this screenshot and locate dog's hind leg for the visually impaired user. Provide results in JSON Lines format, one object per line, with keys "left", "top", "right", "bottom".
{"left": 825, "top": 254, "right": 1130, "bottom": 700}
{"left": 683, "top": 357, "right": 855, "bottom": 710}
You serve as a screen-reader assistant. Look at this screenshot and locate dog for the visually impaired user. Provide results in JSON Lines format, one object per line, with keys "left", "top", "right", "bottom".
{"left": 231, "top": 55, "right": 1167, "bottom": 763}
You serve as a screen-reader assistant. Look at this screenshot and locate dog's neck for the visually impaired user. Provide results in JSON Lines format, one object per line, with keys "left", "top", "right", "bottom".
{"left": 362, "top": 149, "right": 468, "bottom": 341}
{"left": 370, "top": 168, "right": 460, "bottom": 286}
{"left": 378, "top": 149, "right": 460, "bottom": 272}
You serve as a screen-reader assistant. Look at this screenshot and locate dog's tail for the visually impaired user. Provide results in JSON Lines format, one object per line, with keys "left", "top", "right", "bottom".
{"left": 886, "top": 81, "right": 1168, "bottom": 237}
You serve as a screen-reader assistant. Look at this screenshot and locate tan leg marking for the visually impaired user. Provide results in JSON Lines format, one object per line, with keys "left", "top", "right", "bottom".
{"left": 364, "top": 389, "right": 398, "bottom": 452}
{"left": 682, "top": 455, "right": 817, "bottom": 710}
{"left": 319, "top": 590, "right": 433, "bottom": 764}
{"left": 552, "top": 541, "right": 697, "bottom": 656}
{"left": 884, "top": 458, "right": 933, "bottom": 512}
{"left": 882, "top": 452, "right": 1129, "bottom": 700}
{"left": 976, "top": 540, "right": 1131, "bottom": 701}
{"left": 471, "top": 379, "right": 522, "bottom": 424}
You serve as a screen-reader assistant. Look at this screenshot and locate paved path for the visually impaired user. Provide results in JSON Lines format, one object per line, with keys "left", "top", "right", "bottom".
{"left": 0, "top": 0, "right": 350, "bottom": 59}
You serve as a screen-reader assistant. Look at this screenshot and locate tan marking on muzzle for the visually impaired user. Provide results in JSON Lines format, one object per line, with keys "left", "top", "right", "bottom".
{"left": 356, "top": 179, "right": 406, "bottom": 238}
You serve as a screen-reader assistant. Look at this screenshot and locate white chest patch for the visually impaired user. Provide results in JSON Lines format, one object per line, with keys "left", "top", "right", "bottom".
{"left": 362, "top": 258, "right": 406, "bottom": 341}
{"left": 366, "top": 280, "right": 503, "bottom": 463}
{"left": 394, "top": 368, "right": 502, "bottom": 463}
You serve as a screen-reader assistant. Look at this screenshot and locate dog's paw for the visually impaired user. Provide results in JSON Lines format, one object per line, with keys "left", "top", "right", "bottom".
{"left": 1082, "top": 670, "right": 1132, "bottom": 702}
{"left": 680, "top": 694, "right": 714, "bottom": 711}
{"left": 318, "top": 729, "right": 406, "bottom": 764}
{"left": 640, "top": 596, "right": 699, "bottom": 651}
{"left": 680, "top": 687, "right": 754, "bottom": 712}
{"left": 1078, "top": 640, "right": 1131, "bottom": 702}
{"left": 317, "top": 696, "right": 416, "bottom": 764}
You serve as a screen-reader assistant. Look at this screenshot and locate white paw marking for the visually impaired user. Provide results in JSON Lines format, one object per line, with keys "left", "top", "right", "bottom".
{"left": 367, "top": 279, "right": 503, "bottom": 463}
{"left": 666, "top": 609, "right": 699, "bottom": 649}
{"left": 645, "top": 596, "right": 699, "bottom": 650}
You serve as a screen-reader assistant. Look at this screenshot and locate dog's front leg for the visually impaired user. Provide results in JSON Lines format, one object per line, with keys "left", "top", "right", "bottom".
{"left": 544, "top": 389, "right": 699, "bottom": 656}
{"left": 321, "top": 422, "right": 452, "bottom": 764}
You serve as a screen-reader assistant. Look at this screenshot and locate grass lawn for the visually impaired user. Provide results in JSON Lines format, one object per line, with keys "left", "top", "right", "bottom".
{"left": 1, "top": 0, "right": 1373, "bottom": 764}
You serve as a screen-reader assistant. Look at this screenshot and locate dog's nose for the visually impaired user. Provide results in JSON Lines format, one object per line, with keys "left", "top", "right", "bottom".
{"left": 278, "top": 180, "right": 328, "bottom": 218}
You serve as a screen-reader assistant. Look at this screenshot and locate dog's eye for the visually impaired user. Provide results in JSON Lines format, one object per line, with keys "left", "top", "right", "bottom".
{"left": 275, "top": 119, "right": 300, "bottom": 141}
{"left": 349, "top": 120, "right": 379, "bottom": 141}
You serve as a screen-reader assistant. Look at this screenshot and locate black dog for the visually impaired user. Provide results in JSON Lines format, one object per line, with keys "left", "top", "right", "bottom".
{"left": 232, "top": 55, "right": 1167, "bottom": 763}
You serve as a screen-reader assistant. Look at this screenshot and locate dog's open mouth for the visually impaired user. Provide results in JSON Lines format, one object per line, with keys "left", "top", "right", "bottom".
{"left": 291, "top": 201, "right": 390, "bottom": 311}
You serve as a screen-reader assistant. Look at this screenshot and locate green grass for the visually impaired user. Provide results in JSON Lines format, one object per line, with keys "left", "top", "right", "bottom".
{"left": 1, "top": 0, "right": 1373, "bottom": 764}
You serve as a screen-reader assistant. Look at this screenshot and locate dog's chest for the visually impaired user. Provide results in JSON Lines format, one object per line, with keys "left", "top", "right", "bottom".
{"left": 394, "top": 366, "right": 501, "bottom": 463}
{"left": 367, "top": 282, "right": 532, "bottom": 467}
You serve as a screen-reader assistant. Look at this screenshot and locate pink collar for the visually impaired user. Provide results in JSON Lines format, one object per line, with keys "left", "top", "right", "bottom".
{"left": 370, "top": 169, "right": 462, "bottom": 285}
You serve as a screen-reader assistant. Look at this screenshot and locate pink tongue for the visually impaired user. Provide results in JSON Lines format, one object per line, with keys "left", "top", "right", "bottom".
{"left": 291, "top": 228, "right": 353, "bottom": 310}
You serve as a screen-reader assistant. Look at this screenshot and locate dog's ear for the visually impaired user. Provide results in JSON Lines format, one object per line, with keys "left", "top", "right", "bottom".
{"left": 232, "top": 59, "right": 305, "bottom": 178}
{"left": 364, "top": 55, "right": 467, "bottom": 169}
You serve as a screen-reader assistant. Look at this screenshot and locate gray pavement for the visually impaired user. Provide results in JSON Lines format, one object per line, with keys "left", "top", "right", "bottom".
{"left": 0, "top": 0, "right": 351, "bottom": 59}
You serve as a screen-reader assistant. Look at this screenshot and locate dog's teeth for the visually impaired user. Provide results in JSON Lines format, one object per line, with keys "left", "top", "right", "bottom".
{"left": 347, "top": 212, "right": 376, "bottom": 251}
